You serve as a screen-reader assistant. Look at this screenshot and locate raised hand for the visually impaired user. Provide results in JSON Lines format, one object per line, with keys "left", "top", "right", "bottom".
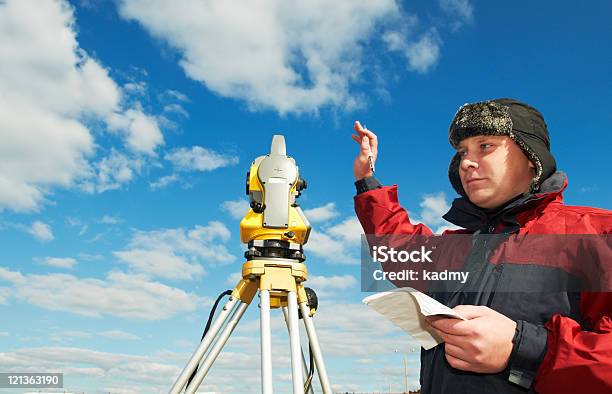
{"left": 351, "top": 120, "right": 378, "bottom": 181}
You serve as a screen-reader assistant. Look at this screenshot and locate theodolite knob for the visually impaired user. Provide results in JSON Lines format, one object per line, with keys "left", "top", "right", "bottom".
{"left": 250, "top": 201, "right": 265, "bottom": 213}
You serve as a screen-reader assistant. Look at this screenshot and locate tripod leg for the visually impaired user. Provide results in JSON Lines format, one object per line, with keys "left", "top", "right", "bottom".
{"left": 184, "top": 301, "right": 250, "bottom": 394}
{"left": 299, "top": 301, "right": 333, "bottom": 394}
{"left": 260, "top": 289, "right": 273, "bottom": 394}
{"left": 282, "top": 307, "right": 314, "bottom": 394}
{"left": 169, "top": 296, "right": 239, "bottom": 394}
{"left": 288, "top": 291, "right": 305, "bottom": 394}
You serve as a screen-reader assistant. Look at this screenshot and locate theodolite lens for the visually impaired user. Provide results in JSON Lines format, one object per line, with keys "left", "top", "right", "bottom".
{"left": 245, "top": 171, "right": 250, "bottom": 195}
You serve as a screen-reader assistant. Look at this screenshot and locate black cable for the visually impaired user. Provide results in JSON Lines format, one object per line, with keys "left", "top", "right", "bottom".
{"left": 304, "top": 343, "right": 315, "bottom": 392}
{"left": 187, "top": 289, "right": 232, "bottom": 388}
{"left": 302, "top": 287, "right": 317, "bottom": 392}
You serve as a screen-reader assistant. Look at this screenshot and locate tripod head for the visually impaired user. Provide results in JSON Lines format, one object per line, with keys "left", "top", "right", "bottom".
{"left": 240, "top": 135, "right": 311, "bottom": 261}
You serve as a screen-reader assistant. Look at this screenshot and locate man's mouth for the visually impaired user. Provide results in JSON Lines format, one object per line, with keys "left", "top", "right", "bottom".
{"left": 466, "top": 178, "right": 487, "bottom": 186}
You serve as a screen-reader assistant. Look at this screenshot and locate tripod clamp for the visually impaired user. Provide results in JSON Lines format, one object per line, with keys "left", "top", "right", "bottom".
{"left": 245, "top": 239, "right": 305, "bottom": 262}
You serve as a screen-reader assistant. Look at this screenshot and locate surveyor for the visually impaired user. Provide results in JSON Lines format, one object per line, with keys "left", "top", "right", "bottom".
{"left": 352, "top": 98, "right": 612, "bottom": 393}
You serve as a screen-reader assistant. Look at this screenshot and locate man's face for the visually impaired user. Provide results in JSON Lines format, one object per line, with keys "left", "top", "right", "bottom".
{"left": 457, "top": 135, "right": 535, "bottom": 209}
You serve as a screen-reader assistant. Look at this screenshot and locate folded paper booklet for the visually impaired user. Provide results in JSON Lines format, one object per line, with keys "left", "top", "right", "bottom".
{"left": 362, "top": 288, "right": 466, "bottom": 350}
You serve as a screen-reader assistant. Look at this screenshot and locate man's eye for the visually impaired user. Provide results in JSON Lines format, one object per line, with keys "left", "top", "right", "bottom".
{"left": 458, "top": 150, "right": 467, "bottom": 157}
{"left": 480, "top": 143, "right": 492, "bottom": 150}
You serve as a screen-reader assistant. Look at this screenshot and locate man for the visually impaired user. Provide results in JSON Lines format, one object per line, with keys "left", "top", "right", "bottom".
{"left": 352, "top": 98, "right": 612, "bottom": 393}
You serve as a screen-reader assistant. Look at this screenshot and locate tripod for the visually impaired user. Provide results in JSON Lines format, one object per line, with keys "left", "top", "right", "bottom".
{"left": 169, "top": 253, "right": 333, "bottom": 394}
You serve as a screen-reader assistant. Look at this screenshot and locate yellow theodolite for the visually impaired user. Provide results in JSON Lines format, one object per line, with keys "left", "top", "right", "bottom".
{"left": 170, "top": 135, "right": 332, "bottom": 394}
{"left": 237, "top": 135, "right": 313, "bottom": 310}
{"left": 240, "top": 135, "right": 311, "bottom": 244}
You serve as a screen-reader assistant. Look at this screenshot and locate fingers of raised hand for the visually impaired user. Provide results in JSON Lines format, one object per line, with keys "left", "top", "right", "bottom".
{"left": 354, "top": 121, "right": 378, "bottom": 139}
{"left": 351, "top": 134, "right": 363, "bottom": 144}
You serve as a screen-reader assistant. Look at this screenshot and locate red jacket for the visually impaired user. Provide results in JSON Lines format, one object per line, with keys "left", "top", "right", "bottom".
{"left": 354, "top": 172, "right": 612, "bottom": 393}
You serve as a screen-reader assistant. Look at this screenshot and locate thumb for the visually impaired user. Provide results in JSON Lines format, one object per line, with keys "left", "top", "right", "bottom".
{"left": 453, "top": 305, "right": 489, "bottom": 320}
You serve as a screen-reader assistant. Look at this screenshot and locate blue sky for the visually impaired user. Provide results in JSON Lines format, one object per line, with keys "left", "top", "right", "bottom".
{"left": 0, "top": 0, "right": 610, "bottom": 393}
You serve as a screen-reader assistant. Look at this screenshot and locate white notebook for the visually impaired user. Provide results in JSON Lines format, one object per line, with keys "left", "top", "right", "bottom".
{"left": 362, "top": 288, "right": 465, "bottom": 349}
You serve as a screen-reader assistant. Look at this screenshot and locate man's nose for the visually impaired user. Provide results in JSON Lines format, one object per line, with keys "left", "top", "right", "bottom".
{"left": 460, "top": 157, "right": 479, "bottom": 171}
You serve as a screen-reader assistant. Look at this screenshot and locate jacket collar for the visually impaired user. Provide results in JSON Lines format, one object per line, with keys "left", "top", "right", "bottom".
{"left": 442, "top": 172, "right": 568, "bottom": 233}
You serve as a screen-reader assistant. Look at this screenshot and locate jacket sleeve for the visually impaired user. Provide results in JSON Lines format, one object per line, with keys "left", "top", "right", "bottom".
{"left": 354, "top": 184, "right": 434, "bottom": 237}
{"left": 354, "top": 183, "right": 436, "bottom": 291}
{"left": 531, "top": 292, "right": 612, "bottom": 394}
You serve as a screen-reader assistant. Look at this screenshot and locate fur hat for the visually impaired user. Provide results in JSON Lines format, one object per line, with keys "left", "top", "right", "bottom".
{"left": 448, "top": 98, "right": 557, "bottom": 196}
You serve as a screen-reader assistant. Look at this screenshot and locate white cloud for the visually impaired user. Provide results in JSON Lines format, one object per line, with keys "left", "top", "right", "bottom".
{"left": 415, "top": 192, "right": 461, "bottom": 233}
{"left": 303, "top": 202, "right": 339, "bottom": 223}
{"left": 439, "top": 0, "right": 473, "bottom": 29}
{"left": 50, "top": 330, "right": 92, "bottom": 342}
{"left": 221, "top": 198, "right": 250, "bottom": 220}
{"left": 226, "top": 271, "right": 243, "bottom": 286}
{"left": 163, "top": 103, "right": 189, "bottom": 118}
{"left": 305, "top": 216, "right": 363, "bottom": 264}
{"left": 307, "top": 274, "right": 357, "bottom": 289}
{"left": 165, "top": 146, "right": 239, "bottom": 172}
{"left": 326, "top": 216, "right": 363, "bottom": 245}
{"left": 117, "top": 0, "right": 399, "bottom": 113}
{"left": 0, "top": 331, "right": 8, "bottom": 337}
{"left": 0, "top": 267, "right": 204, "bottom": 320}
{"left": 0, "top": 345, "right": 263, "bottom": 392}
{"left": 65, "top": 216, "right": 82, "bottom": 227}
{"left": 405, "top": 30, "right": 442, "bottom": 73}
{"left": 0, "top": 287, "right": 10, "bottom": 304}
{"left": 149, "top": 174, "right": 179, "bottom": 190}
{"left": 44, "top": 257, "right": 77, "bottom": 269}
{"left": 580, "top": 185, "right": 599, "bottom": 193}
{"left": 0, "top": 0, "right": 163, "bottom": 212}
{"left": 419, "top": 192, "right": 449, "bottom": 226}
{"left": 106, "top": 107, "right": 164, "bottom": 155}
{"left": 306, "top": 230, "right": 352, "bottom": 262}
{"left": 100, "top": 215, "right": 122, "bottom": 225}
{"left": 98, "top": 330, "right": 141, "bottom": 341}
{"left": 28, "top": 221, "right": 54, "bottom": 242}
{"left": 78, "top": 253, "right": 104, "bottom": 261}
{"left": 306, "top": 274, "right": 357, "bottom": 291}
{"left": 90, "top": 150, "right": 139, "bottom": 193}
{"left": 0, "top": 96, "right": 94, "bottom": 212}
{"left": 0, "top": 268, "right": 23, "bottom": 283}
{"left": 0, "top": 346, "right": 161, "bottom": 385}
{"left": 384, "top": 28, "right": 441, "bottom": 74}
{"left": 0, "top": 0, "right": 108, "bottom": 212}
{"left": 313, "top": 302, "right": 419, "bottom": 357}
{"left": 65, "top": 216, "right": 88, "bottom": 235}
{"left": 78, "top": 224, "right": 88, "bottom": 236}
{"left": 113, "top": 222, "right": 235, "bottom": 280}
{"left": 123, "top": 81, "right": 147, "bottom": 96}
{"left": 161, "top": 89, "right": 190, "bottom": 103}
{"left": 435, "top": 224, "right": 462, "bottom": 234}
{"left": 114, "top": 248, "right": 205, "bottom": 281}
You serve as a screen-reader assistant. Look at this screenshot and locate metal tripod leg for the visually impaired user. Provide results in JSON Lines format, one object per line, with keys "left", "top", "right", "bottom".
{"left": 169, "top": 296, "right": 239, "bottom": 394}
{"left": 185, "top": 301, "right": 250, "bottom": 394}
{"left": 299, "top": 301, "right": 333, "bottom": 394}
{"left": 288, "top": 291, "right": 304, "bottom": 394}
{"left": 282, "top": 307, "right": 314, "bottom": 394}
{"left": 260, "top": 289, "right": 273, "bottom": 394}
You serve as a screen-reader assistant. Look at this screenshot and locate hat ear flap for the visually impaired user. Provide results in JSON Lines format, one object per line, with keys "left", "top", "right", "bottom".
{"left": 449, "top": 152, "right": 466, "bottom": 197}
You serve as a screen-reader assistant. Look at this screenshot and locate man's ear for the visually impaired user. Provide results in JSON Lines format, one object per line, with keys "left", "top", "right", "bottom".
{"left": 528, "top": 161, "right": 535, "bottom": 169}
